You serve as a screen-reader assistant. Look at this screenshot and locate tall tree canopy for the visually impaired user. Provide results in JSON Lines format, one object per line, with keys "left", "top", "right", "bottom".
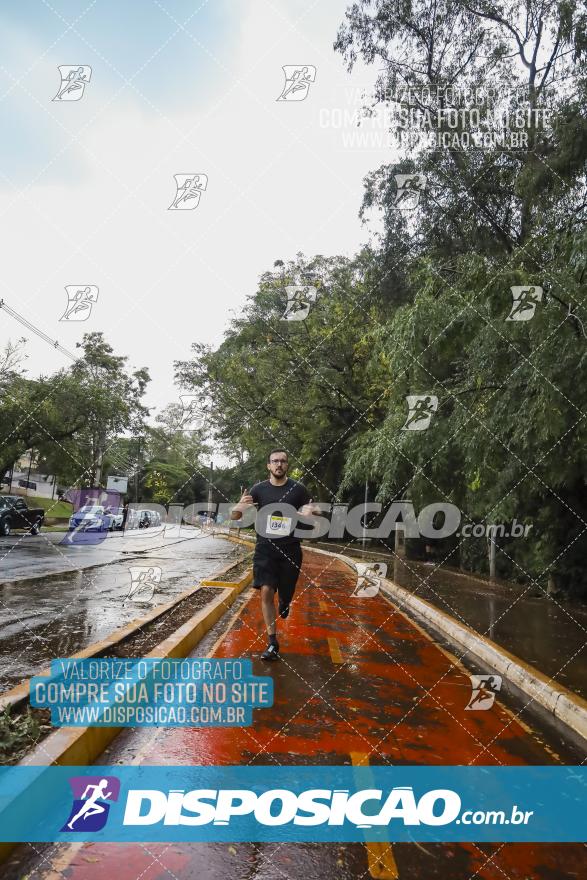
{"left": 176, "top": 1, "right": 586, "bottom": 596}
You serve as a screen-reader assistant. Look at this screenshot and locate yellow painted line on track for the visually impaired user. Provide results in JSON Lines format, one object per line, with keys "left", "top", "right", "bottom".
{"left": 350, "top": 752, "right": 399, "bottom": 879}
{"left": 327, "top": 636, "right": 343, "bottom": 664}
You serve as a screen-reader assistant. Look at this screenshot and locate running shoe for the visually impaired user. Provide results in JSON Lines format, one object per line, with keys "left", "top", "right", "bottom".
{"left": 261, "top": 642, "right": 280, "bottom": 661}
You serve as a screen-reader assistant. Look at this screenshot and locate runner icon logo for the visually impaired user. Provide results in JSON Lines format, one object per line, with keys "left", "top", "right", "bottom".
{"left": 351, "top": 562, "right": 387, "bottom": 598}
{"left": 126, "top": 566, "right": 163, "bottom": 603}
{"left": 393, "top": 173, "right": 426, "bottom": 209}
{"left": 53, "top": 66, "right": 92, "bottom": 101}
{"left": 179, "top": 394, "right": 205, "bottom": 429}
{"left": 402, "top": 394, "right": 438, "bottom": 431}
{"left": 465, "top": 674, "right": 502, "bottom": 710}
{"left": 61, "top": 776, "right": 120, "bottom": 832}
{"left": 281, "top": 285, "right": 318, "bottom": 321}
{"left": 168, "top": 174, "right": 208, "bottom": 210}
{"left": 506, "top": 285, "right": 543, "bottom": 321}
{"left": 60, "top": 286, "right": 99, "bottom": 322}
{"left": 276, "top": 66, "right": 316, "bottom": 101}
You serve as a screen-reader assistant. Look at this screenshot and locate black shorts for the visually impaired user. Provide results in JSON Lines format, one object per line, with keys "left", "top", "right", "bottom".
{"left": 252, "top": 541, "right": 303, "bottom": 603}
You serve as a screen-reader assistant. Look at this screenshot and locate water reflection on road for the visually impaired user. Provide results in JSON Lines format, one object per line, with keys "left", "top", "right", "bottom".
{"left": 331, "top": 547, "right": 587, "bottom": 699}
{"left": 0, "top": 535, "right": 242, "bottom": 690}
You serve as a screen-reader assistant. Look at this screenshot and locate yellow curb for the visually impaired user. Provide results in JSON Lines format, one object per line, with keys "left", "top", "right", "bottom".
{"left": 218, "top": 532, "right": 256, "bottom": 549}
{"left": 0, "top": 566, "right": 253, "bottom": 864}
{"left": 200, "top": 578, "right": 250, "bottom": 588}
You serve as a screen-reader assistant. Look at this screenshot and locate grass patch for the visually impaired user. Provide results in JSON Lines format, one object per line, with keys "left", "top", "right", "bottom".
{"left": 0, "top": 706, "right": 44, "bottom": 765}
{"left": 8, "top": 495, "right": 73, "bottom": 518}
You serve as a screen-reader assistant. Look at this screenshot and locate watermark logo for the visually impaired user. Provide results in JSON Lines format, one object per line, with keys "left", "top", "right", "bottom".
{"left": 53, "top": 65, "right": 92, "bottom": 101}
{"left": 125, "top": 566, "right": 162, "bottom": 603}
{"left": 179, "top": 394, "right": 205, "bottom": 429}
{"left": 61, "top": 776, "right": 120, "bottom": 832}
{"left": 351, "top": 562, "right": 387, "bottom": 598}
{"left": 61, "top": 487, "right": 120, "bottom": 546}
{"left": 60, "top": 286, "right": 99, "bottom": 322}
{"left": 393, "top": 173, "right": 426, "bottom": 209}
{"left": 276, "top": 65, "right": 316, "bottom": 102}
{"left": 319, "top": 85, "right": 552, "bottom": 153}
{"left": 402, "top": 394, "right": 438, "bottom": 431}
{"left": 281, "top": 285, "right": 318, "bottom": 321}
{"left": 168, "top": 174, "right": 208, "bottom": 210}
{"left": 465, "top": 674, "right": 502, "bottom": 710}
{"left": 506, "top": 285, "right": 543, "bottom": 321}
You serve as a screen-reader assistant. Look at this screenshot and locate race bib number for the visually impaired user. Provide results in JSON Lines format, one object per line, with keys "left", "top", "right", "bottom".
{"left": 266, "top": 514, "right": 292, "bottom": 536}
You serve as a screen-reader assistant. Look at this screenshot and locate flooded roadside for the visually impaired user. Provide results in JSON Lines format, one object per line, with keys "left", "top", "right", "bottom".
{"left": 0, "top": 536, "right": 243, "bottom": 691}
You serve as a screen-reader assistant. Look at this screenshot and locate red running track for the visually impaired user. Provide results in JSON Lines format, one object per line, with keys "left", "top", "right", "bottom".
{"left": 7, "top": 548, "right": 586, "bottom": 880}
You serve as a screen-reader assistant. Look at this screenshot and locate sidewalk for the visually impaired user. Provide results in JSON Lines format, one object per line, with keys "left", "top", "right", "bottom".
{"left": 8, "top": 548, "right": 585, "bottom": 880}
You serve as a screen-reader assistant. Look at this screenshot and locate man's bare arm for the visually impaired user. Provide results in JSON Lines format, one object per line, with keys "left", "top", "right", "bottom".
{"left": 230, "top": 491, "right": 254, "bottom": 520}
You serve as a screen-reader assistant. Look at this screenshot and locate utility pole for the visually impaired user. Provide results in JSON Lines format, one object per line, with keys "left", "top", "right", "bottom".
{"left": 207, "top": 460, "right": 214, "bottom": 521}
{"left": 135, "top": 436, "right": 142, "bottom": 503}
{"left": 362, "top": 477, "right": 368, "bottom": 550}
{"left": 488, "top": 524, "right": 496, "bottom": 580}
{"left": 26, "top": 449, "right": 34, "bottom": 497}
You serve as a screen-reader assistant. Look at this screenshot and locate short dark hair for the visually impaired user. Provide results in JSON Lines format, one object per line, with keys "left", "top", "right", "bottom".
{"left": 267, "top": 448, "right": 288, "bottom": 462}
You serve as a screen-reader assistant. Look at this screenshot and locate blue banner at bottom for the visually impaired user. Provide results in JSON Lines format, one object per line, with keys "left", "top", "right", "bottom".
{"left": 0, "top": 766, "right": 584, "bottom": 843}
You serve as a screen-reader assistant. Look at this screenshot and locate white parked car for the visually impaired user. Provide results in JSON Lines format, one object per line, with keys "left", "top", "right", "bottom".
{"left": 106, "top": 507, "right": 125, "bottom": 530}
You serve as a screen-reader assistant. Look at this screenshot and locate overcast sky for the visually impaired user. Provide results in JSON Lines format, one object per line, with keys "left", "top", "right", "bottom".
{"left": 0, "top": 0, "right": 393, "bottom": 424}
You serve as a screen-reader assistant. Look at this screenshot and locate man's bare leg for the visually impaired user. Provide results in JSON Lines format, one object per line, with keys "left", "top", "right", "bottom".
{"left": 260, "top": 585, "right": 279, "bottom": 659}
{"left": 260, "top": 585, "right": 277, "bottom": 636}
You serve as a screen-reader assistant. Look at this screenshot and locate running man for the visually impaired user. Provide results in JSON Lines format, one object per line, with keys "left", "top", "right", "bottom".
{"left": 67, "top": 779, "right": 112, "bottom": 830}
{"left": 230, "top": 449, "right": 319, "bottom": 661}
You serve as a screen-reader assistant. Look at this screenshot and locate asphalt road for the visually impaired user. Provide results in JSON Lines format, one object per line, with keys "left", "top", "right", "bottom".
{"left": 0, "top": 530, "right": 244, "bottom": 690}
{"left": 0, "top": 524, "right": 208, "bottom": 584}
{"left": 6, "top": 548, "right": 584, "bottom": 880}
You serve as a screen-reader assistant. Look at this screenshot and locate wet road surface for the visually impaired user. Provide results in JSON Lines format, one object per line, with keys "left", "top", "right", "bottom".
{"left": 0, "top": 525, "right": 205, "bottom": 584}
{"left": 0, "top": 534, "right": 243, "bottom": 690}
{"left": 8, "top": 548, "right": 585, "bottom": 880}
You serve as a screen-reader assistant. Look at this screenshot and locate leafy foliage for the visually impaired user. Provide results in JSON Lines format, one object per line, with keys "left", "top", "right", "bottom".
{"left": 175, "top": 1, "right": 587, "bottom": 595}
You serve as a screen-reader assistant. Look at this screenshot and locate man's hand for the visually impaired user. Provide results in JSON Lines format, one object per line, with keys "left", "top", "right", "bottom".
{"left": 230, "top": 492, "right": 254, "bottom": 520}
{"left": 299, "top": 498, "right": 321, "bottom": 517}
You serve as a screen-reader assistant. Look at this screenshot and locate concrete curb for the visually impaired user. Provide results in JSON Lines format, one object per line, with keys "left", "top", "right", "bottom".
{"left": 310, "top": 546, "right": 587, "bottom": 745}
{"left": 0, "top": 565, "right": 253, "bottom": 863}
{"left": 20, "top": 565, "right": 252, "bottom": 768}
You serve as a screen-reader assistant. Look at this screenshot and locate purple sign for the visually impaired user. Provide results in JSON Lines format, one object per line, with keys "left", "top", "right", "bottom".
{"left": 60, "top": 486, "right": 122, "bottom": 545}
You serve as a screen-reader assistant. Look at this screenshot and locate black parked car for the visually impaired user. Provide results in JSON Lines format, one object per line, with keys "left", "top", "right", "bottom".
{"left": 0, "top": 496, "right": 45, "bottom": 536}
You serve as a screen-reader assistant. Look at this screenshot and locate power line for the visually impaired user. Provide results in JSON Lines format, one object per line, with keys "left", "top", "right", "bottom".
{"left": 0, "top": 299, "right": 79, "bottom": 361}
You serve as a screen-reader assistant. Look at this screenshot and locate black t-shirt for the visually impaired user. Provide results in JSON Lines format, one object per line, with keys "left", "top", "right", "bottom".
{"left": 250, "top": 478, "right": 311, "bottom": 545}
